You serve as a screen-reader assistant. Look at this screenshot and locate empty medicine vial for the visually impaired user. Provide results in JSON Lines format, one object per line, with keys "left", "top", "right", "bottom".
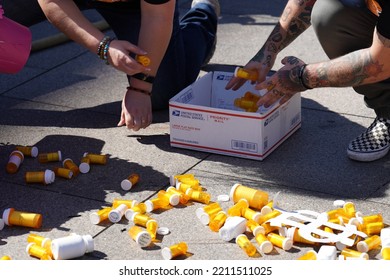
{"left": 234, "top": 67, "right": 258, "bottom": 81}
{"left": 27, "top": 233, "right": 52, "bottom": 253}
{"left": 254, "top": 232, "right": 273, "bottom": 254}
{"left": 146, "top": 219, "right": 158, "bottom": 240}
{"left": 51, "top": 234, "right": 94, "bottom": 260}
{"left": 340, "top": 248, "right": 369, "bottom": 260}
{"left": 246, "top": 220, "right": 265, "bottom": 236}
{"left": 166, "top": 186, "right": 190, "bottom": 204}
{"left": 130, "top": 202, "right": 147, "bottom": 214}
{"left": 109, "top": 204, "right": 128, "bottom": 223}
{"left": 79, "top": 157, "right": 91, "bottom": 174}
{"left": 25, "top": 169, "right": 55, "bottom": 185}
{"left": 209, "top": 211, "right": 227, "bottom": 232}
{"left": 54, "top": 167, "right": 73, "bottom": 179}
{"left": 297, "top": 250, "right": 317, "bottom": 260}
{"left": 112, "top": 198, "right": 138, "bottom": 209}
{"left": 135, "top": 55, "right": 151, "bottom": 66}
{"left": 170, "top": 173, "right": 195, "bottom": 186}
{"left": 6, "top": 150, "right": 24, "bottom": 174}
{"left": 158, "top": 190, "right": 180, "bottom": 206}
{"left": 90, "top": 207, "right": 112, "bottom": 225}
{"left": 267, "top": 233, "right": 293, "bottom": 251}
{"left": 227, "top": 198, "right": 249, "bottom": 217}
{"left": 2, "top": 208, "right": 42, "bottom": 228}
{"left": 38, "top": 151, "right": 62, "bottom": 163}
{"left": 236, "top": 234, "right": 257, "bottom": 257}
{"left": 161, "top": 242, "right": 188, "bottom": 260}
{"left": 185, "top": 189, "right": 211, "bottom": 204}
{"left": 128, "top": 225, "right": 152, "bottom": 247}
{"left": 26, "top": 243, "right": 52, "bottom": 260}
{"left": 130, "top": 212, "right": 152, "bottom": 227}
{"left": 357, "top": 235, "right": 381, "bottom": 253}
{"left": 0, "top": 256, "right": 11, "bottom": 260}
{"left": 144, "top": 197, "right": 170, "bottom": 213}
{"left": 382, "top": 247, "right": 390, "bottom": 260}
{"left": 16, "top": 145, "right": 38, "bottom": 157}
{"left": 230, "top": 183, "right": 269, "bottom": 210}
{"left": 84, "top": 152, "right": 107, "bottom": 165}
{"left": 121, "top": 173, "right": 140, "bottom": 191}
{"left": 63, "top": 158, "right": 80, "bottom": 176}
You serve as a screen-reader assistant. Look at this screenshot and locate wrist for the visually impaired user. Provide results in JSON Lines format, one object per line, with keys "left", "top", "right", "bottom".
{"left": 298, "top": 64, "right": 313, "bottom": 90}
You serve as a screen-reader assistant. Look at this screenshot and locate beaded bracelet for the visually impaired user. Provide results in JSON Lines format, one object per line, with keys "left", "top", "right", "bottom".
{"left": 97, "top": 36, "right": 114, "bottom": 65}
{"left": 127, "top": 86, "right": 152, "bottom": 97}
{"left": 298, "top": 64, "right": 313, "bottom": 90}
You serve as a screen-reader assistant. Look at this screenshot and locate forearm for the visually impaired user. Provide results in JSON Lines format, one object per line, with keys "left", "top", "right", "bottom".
{"left": 252, "top": 0, "right": 315, "bottom": 65}
{"left": 37, "top": 0, "right": 105, "bottom": 54}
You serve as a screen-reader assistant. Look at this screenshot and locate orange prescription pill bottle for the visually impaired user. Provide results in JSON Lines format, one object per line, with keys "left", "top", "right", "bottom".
{"left": 6, "top": 150, "right": 24, "bottom": 174}
{"left": 230, "top": 183, "right": 269, "bottom": 210}
{"left": 2, "top": 208, "right": 42, "bottom": 228}
{"left": 16, "top": 145, "right": 38, "bottom": 157}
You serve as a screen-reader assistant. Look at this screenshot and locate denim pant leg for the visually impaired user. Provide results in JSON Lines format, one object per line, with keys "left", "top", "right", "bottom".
{"left": 311, "top": 0, "right": 390, "bottom": 118}
{"left": 90, "top": 2, "right": 218, "bottom": 111}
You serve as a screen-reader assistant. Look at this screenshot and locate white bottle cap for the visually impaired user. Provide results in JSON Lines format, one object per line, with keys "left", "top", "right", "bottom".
{"left": 109, "top": 204, "right": 127, "bottom": 223}
{"left": 335, "top": 241, "right": 346, "bottom": 251}
{"left": 260, "top": 205, "right": 273, "bottom": 216}
{"left": 30, "top": 147, "right": 39, "bottom": 158}
{"left": 120, "top": 179, "right": 133, "bottom": 191}
{"left": 348, "top": 217, "right": 361, "bottom": 227}
{"left": 218, "top": 216, "right": 247, "bottom": 242}
{"left": 356, "top": 241, "right": 369, "bottom": 253}
{"left": 168, "top": 193, "right": 180, "bottom": 206}
{"left": 161, "top": 247, "right": 173, "bottom": 260}
{"left": 195, "top": 208, "right": 210, "bottom": 225}
{"left": 281, "top": 237, "right": 293, "bottom": 250}
{"left": 134, "top": 231, "right": 152, "bottom": 247}
{"left": 57, "top": 151, "right": 62, "bottom": 161}
{"left": 62, "top": 158, "right": 73, "bottom": 166}
{"left": 258, "top": 240, "right": 273, "bottom": 254}
{"left": 333, "top": 200, "right": 345, "bottom": 208}
{"left": 2, "top": 208, "right": 12, "bottom": 225}
{"left": 0, "top": 218, "right": 4, "bottom": 230}
{"left": 125, "top": 209, "right": 136, "bottom": 221}
{"left": 79, "top": 162, "right": 90, "bottom": 174}
{"left": 44, "top": 169, "right": 55, "bottom": 184}
{"left": 229, "top": 183, "right": 241, "bottom": 202}
{"left": 89, "top": 213, "right": 101, "bottom": 225}
{"left": 157, "top": 227, "right": 170, "bottom": 235}
{"left": 252, "top": 225, "right": 265, "bottom": 237}
{"left": 82, "top": 235, "right": 94, "bottom": 253}
{"left": 251, "top": 212, "right": 262, "bottom": 224}
{"left": 217, "top": 194, "right": 230, "bottom": 202}
{"left": 144, "top": 200, "right": 154, "bottom": 213}
{"left": 175, "top": 182, "right": 182, "bottom": 190}
{"left": 169, "top": 175, "right": 176, "bottom": 186}
{"left": 26, "top": 242, "right": 35, "bottom": 254}
{"left": 317, "top": 245, "right": 337, "bottom": 260}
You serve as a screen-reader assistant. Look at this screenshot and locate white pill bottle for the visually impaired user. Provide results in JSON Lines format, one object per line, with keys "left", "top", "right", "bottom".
{"left": 51, "top": 233, "right": 94, "bottom": 260}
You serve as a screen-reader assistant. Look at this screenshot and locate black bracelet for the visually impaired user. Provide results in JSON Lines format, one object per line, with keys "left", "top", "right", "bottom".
{"left": 298, "top": 64, "right": 313, "bottom": 90}
{"left": 132, "top": 73, "right": 155, "bottom": 84}
{"left": 127, "top": 86, "right": 152, "bottom": 97}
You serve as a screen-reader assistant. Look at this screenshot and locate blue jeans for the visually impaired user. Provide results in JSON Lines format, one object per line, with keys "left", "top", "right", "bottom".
{"left": 88, "top": 1, "right": 218, "bottom": 110}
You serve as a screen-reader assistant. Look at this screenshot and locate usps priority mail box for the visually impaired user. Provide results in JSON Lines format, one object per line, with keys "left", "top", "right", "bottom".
{"left": 169, "top": 71, "right": 301, "bottom": 160}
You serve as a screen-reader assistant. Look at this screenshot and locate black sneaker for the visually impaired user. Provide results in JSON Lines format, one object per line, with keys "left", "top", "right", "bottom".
{"left": 347, "top": 117, "right": 390, "bottom": 162}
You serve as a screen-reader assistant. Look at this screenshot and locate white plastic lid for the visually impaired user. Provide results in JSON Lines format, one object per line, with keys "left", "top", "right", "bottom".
{"left": 175, "top": 182, "right": 182, "bottom": 190}
{"left": 89, "top": 213, "right": 101, "bottom": 225}
{"left": 26, "top": 242, "right": 34, "bottom": 253}
{"left": 108, "top": 209, "right": 122, "bottom": 223}
{"left": 82, "top": 235, "right": 94, "bottom": 253}
{"left": 120, "top": 179, "right": 133, "bottom": 191}
{"left": 233, "top": 66, "right": 240, "bottom": 77}
{"left": 169, "top": 175, "right": 176, "bottom": 186}
{"left": 335, "top": 241, "right": 346, "bottom": 251}
{"left": 219, "top": 216, "right": 247, "bottom": 242}
{"left": 2, "top": 208, "right": 11, "bottom": 225}
{"left": 135, "top": 231, "right": 151, "bottom": 247}
{"left": 252, "top": 212, "right": 261, "bottom": 224}
{"left": 356, "top": 241, "right": 369, "bottom": 253}
{"left": 333, "top": 199, "right": 345, "bottom": 208}
{"left": 217, "top": 194, "right": 230, "bottom": 202}
{"left": 259, "top": 240, "right": 273, "bottom": 254}
{"left": 168, "top": 194, "right": 180, "bottom": 206}
{"left": 157, "top": 227, "right": 170, "bottom": 235}
{"left": 253, "top": 225, "right": 265, "bottom": 237}
{"left": 10, "top": 150, "right": 24, "bottom": 160}
{"left": 63, "top": 158, "right": 73, "bottom": 166}
{"left": 348, "top": 217, "right": 361, "bottom": 227}
{"left": 144, "top": 200, "right": 154, "bottom": 213}
{"left": 161, "top": 247, "right": 173, "bottom": 260}
{"left": 79, "top": 162, "right": 90, "bottom": 174}
{"left": 57, "top": 151, "right": 62, "bottom": 161}
{"left": 195, "top": 208, "right": 210, "bottom": 225}
{"left": 282, "top": 237, "right": 293, "bottom": 251}
{"left": 126, "top": 210, "right": 137, "bottom": 222}
{"left": 0, "top": 218, "right": 4, "bottom": 230}
{"left": 229, "top": 183, "right": 241, "bottom": 202}
{"left": 260, "top": 205, "right": 272, "bottom": 216}
{"left": 30, "top": 147, "right": 38, "bottom": 157}
{"left": 45, "top": 169, "right": 55, "bottom": 184}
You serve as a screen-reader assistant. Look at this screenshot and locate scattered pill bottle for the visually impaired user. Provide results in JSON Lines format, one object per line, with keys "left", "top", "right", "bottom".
{"left": 79, "top": 157, "right": 90, "bottom": 174}
{"left": 2, "top": 208, "right": 42, "bottom": 228}
{"left": 185, "top": 189, "right": 210, "bottom": 204}
{"left": 38, "top": 151, "right": 62, "bottom": 163}
{"left": 27, "top": 233, "right": 52, "bottom": 253}
{"left": 254, "top": 232, "right": 273, "bottom": 254}
{"left": 381, "top": 247, "right": 390, "bottom": 260}
{"left": 357, "top": 235, "right": 381, "bottom": 253}
{"left": 170, "top": 173, "right": 195, "bottom": 186}
{"left": 219, "top": 216, "right": 247, "bottom": 242}
{"left": 257, "top": 209, "right": 282, "bottom": 225}
{"left": 342, "top": 201, "right": 356, "bottom": 218}
{"left": 0, "top": 218, "right": 4, "bottom": 230}
{"left": 0, "top": 256, "right": 11, "bottom": 260}
{"left": 63, "top": 158, "right": 80, "bottom": 176}
{"left": 341, "top": 248, "right": 369, "bottom": 260}
{"left": 158, "top": 190, "right": 180, "bottom": 206}
{"left": 161, "top": 242, "right": 188, "bottom": 260}
{"left": 130, "top": 202, "right": 147, "bottom": 214}
{"left": 83, "top": 152, "right": 107, "bottom": 165}
{"left": 128, "top": 225, "right": 152, "bottom": 247}
{"left": 51, "top": 233, "right": 94, "bottom": 260}
{"left": 234, "top": 67, "right": 258, "bottom": 81}
{"left": 109, "top": 204, "right": 128, "bottom": 223}
{"left": 16, "top": 145, "right": 38, "bottom": 157}
{"left": 6, "top": 150, "right": 24, "bottom": 174}
{"left": 146, "top": 219, "right": 158, "bottom": 240}
{"left": 361, "top": 213, "right": 383, "bottom": 224}
{"left": 242, "top": 204, "right": 262, "bottom": 222}
{"left": 209, "top": 211, "right": 227, "bottom": 232}
{"left": 230, "top": 183, "right": 268, "bottom": 210}
{"left": 286, "top": 227, "right": 316, "bottom": 245}
{"left": 297, "top": 250, "right": 317, "bottom": 260}
{"left": 90, "top": 207, "right": 112, "bottom": 225}
{"left": 267, "top": 232, "right": 293, "bottom": 251}
{"left": 112, "top": 198, "right": 138, "bottom": 209}
{"left": 166, "top": 186, "right": 190, "bottom": 204}
{"left": 25, "top": 169, "right": 55, "bottom": 185}
{"left": 54, "top": 167, "right": 73, "bottom": 179}
{"left": 135, "top": 55, "right": 151, "bottom": 66}
{"left": 195, "top": 203, "right": 222, "bottom": 225}
{"left": 246, "top": 219, "right": 265, "bottom": 236}
{"left": 129, "top": 212, "right": 152, "bottom": 227}
{"left": 26, "top": 243, "right": 52, "bottom": 260}
{"left": 121, "top": 173, "right": 140, "bottom": 191}
{"left": 317, "top": 245, "right": 337, "bottom": 260}
{"left": 227, "top": 198, "right": 249, "bottom": 217}
{"left": 360, "top": 221, "right": 384, "bottom": 236}
{"left": 235, "top": 234, "right": 257, "bottom": 257}
{"left": 144, "top": 197, "right": 169, "bottom": 213}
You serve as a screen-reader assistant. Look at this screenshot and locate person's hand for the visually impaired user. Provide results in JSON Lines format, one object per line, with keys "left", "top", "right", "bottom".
{"left": 255, "top": 56, "right": 307, "bottom": 108}
{"left": 107, "top": 39, "right": 151, "bottom": 76}
{"left": 117, "top": 88, "right": 152, "bottom": 131}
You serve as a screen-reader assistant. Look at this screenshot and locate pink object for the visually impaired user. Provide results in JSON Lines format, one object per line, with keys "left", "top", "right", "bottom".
{"left": 0, "top": 5, "right": 32, "bottom": 74}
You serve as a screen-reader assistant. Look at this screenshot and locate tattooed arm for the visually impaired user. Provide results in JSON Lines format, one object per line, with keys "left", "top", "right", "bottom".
{"left": 255, "top": 28, "right": 390, "bottom": 108}
{"left": 226, "top": 0, "right": 315, "bottom": 90}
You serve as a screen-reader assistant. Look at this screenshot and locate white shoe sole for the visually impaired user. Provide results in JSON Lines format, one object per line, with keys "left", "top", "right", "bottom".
{"left": 347, "top": 145, "right": 390, "bottom": 162}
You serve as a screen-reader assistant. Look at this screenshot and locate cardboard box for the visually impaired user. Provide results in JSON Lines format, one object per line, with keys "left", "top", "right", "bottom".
{"left": 169, "top": 71, "right": 301, "bottom": 160}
